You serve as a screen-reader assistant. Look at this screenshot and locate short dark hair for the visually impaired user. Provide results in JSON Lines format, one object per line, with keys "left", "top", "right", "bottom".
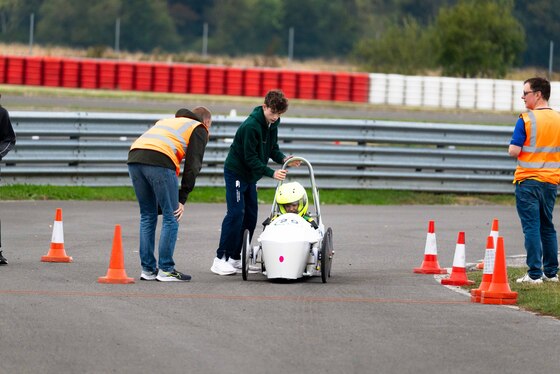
{"left": 192, "top": 106, "right": 212, "bottom": 124}
{"left": 525, "top": 77, "right": 551, "bottom": 101}
{"left": 175, "top": 108, "right": 192, "bottom": 118}
{"left": 264, "top": 89, "right": 288, "bottom": 113}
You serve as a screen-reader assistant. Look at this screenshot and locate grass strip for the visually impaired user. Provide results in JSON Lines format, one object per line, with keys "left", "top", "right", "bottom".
{"left": 464, "top": 267, "right": 560, "bottom": 319}
{"left": 0, "top": 185, "right": 517, "bottom": 205}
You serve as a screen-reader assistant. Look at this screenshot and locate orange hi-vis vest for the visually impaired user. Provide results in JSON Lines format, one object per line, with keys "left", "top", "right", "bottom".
{"left": 514, "top": 109, "right": 560, "bottom": 184}
{"left": 130, "top": 117, "right": 206, "bottom": 175}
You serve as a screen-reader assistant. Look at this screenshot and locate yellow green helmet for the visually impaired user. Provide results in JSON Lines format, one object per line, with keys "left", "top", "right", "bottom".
{"left": 276, "top": 182, "right": 308, "bottom": 217}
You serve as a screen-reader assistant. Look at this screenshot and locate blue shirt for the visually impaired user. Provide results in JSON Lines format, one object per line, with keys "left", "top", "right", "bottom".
{"left": 510, "top": 117, "right": 526, "bottom": 146}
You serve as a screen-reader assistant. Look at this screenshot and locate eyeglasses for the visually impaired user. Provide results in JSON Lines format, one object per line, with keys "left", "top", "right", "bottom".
{"left": 522, "top": 90, "right": 537, "bottom": 97}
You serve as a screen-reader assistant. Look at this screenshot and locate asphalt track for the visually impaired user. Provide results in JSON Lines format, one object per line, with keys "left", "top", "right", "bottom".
{"left": 1, "top": 201, "right": 559, "bottom": 373}
{"left": 2, "top": 93, "right": 558, "bottom": 372}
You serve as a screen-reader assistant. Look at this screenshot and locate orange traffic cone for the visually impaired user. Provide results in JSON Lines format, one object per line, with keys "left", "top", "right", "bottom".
{"left": 476, "top": 219, "right": 499, "bottom": 270}
{"left": 481, "top": 236, "right": 517, "bottom": 305}
{"left": 98, "top": 225, "right": 135, "bottom": 284}
{"left": 441, "top": 231, "right": 474, "bottom": 286}
{"left": 414, "top": 220, "right": 447, "bottom": 274}
{"left": 41, "top": 208, "right": 73, "bottom": 263}
{"left": 471, "top": 236, "right": 495, "bottom": 302}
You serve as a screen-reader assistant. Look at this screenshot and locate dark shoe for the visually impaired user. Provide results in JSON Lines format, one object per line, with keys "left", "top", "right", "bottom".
{"left": 156, "top": 269, "right": 191, "bottom": 282}
{"left": 0, "top": 251, "right": 7, "bottom": 265}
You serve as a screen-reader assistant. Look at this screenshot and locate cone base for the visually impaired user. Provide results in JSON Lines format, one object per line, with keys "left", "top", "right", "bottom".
{"left": 470, "top": 295, "right": 481, "bottom": 303}
{"left": 41, "top": 255, "right": 73, "bottom": 263}
{"left": 98, "top": 276, "right": 135, "bottom": 284}
{"left": 98, "top": 267, "right": 135, "bottom": 284}
{"left": 470, "top": 273, "right": 493, "bottom": 296}
{"left": 442, "top": 265, "right": 475, "bottom": 285}
{"left": 441, "top": 278, "right": 475, "bottom": 286}
{"left": 480, "top": 296, "right": 518, "bottom": 305}
{"left": 470, "top": 285, "right": 491, "bottom": 297}
{"left": 413, "top": 267, "right": 448, "bottom": 274}
{"left": 482, "top": 290, "right": 518, "bottom": 299}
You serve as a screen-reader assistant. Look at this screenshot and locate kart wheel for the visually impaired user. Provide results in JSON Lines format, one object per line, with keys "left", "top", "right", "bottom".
{"left": 321, "top": 227, "right": 333, "bottom": 283}
{"left": 260, "top": 248, "right": 266, "bottom": 273}
{"left": 241, "top": 229, "right": 251, "bottom": 281}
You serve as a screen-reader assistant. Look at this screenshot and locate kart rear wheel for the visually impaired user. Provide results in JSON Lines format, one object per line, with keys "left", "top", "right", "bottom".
{"left": 321, "top": 227, "right": 333, "bottom": 283}
{"left": 241, "top": 229, "right": 251, "bottom": 281}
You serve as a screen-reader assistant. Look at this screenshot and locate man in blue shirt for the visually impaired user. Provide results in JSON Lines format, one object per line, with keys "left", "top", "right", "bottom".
{"left": 509, "top": 77, "right": 560, "bottom": 284}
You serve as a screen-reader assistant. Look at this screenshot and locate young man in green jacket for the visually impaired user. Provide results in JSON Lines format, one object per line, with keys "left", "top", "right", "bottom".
{"left": 211, "top": 89, "right": 299, "bottom": 275}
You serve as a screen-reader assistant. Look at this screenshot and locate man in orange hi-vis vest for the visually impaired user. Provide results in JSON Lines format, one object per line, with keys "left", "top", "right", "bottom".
{"left": 509, "top": 77, "right": 560, "bottom": 284}
{"left": 128, "top": 107, "right": 212, "bottom": 282}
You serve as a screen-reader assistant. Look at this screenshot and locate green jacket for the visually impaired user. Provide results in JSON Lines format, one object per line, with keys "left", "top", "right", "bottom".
{"left": 224, "top": 106, "right": 286, "bottom": 183}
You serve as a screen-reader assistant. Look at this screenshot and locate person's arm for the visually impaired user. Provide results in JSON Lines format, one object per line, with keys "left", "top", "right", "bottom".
{"left": 508, "top": 117, "right": 526, "bottom": 158}
{"left": 508, "top": 144, "right": 522, "bottom": 158}
{"left": 179, "top": 126, "right": 208, "bottom": 204}
{"left": 305, "top": 215, "right": 319, "bottom": 229}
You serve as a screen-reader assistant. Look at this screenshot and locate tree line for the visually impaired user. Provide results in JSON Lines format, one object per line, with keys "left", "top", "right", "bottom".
{"left": 0, "top": 0, "right": 558, "bottom": 78}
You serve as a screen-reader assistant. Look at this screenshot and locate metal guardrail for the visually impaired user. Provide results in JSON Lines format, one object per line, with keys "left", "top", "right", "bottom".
{"left": 0, "top": 111, "right": 516, "bottom": 193}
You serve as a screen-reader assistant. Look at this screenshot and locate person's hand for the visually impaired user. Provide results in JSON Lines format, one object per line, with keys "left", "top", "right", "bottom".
{"left": 273, "top": 169, "right": 287, "bottom": 181}
{"left": 284, "top": 155, "right": 301, "bottom": 167}
{"left": 174, "top": 203, "right": 185, "bottom": 221}
{"left": 288, "top": 159, "right": 301, "bottom": 167}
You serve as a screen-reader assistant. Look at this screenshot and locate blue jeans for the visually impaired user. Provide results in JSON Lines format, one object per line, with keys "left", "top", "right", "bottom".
{"left": 515, "top": 179, "right": 559, "bottom": 279}
{"left": 128, "top": 163, "right": 179, "bottom": 273}
{"left": 216, "top": 168, "right": 258, "bottom": 260}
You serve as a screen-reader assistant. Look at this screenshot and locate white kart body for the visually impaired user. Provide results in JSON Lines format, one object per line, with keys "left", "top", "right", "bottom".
{"left": 241, "top": 156, "right": 333, "bottom": 283}
{"left": 258, "top": 213, "right": 322, "bottom": 280}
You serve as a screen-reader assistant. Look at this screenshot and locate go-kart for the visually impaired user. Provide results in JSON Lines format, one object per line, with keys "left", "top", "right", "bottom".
{"left": 241, "top": 157, "right": 334, "bottom": 283}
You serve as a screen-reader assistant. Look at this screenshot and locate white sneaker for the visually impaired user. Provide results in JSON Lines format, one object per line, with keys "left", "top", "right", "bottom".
{"left": 210, "top": 257, "right": 236, "bottom": 276}
{"left": 140, "top": 269, "right": 158, "bottom": 281}
{"left": 516, "top": 273, "right": 543, "bottom": 284}
{"left": 227, "top": 258, "right": 242, "bottom": 273}
{"left": 248, "top": 264, "right": 261, "bottom": 274}
{"left": 542, "top": 274, "right": 559, "bottom": 282}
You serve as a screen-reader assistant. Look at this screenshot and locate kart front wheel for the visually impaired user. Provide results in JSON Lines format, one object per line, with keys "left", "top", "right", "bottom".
{"left": 321, "top": 227, "right": 334, "bottom": 283}
{"left": 241, "top": 229, "right": 251, "bottom": 281}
